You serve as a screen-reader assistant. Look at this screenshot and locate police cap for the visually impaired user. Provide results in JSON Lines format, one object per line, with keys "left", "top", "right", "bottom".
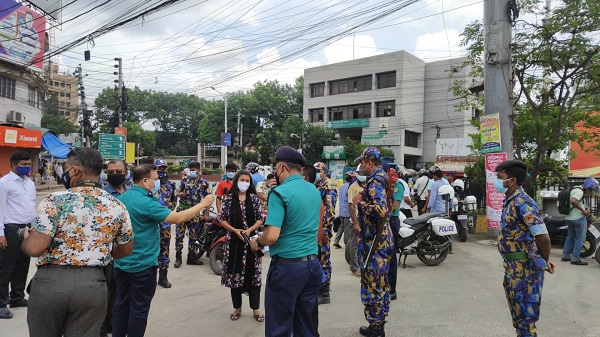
{"left": 313, "top": 162, "right": 327, "bottom": 172}
{"left": 275, "top": 146, "right": 306, "bottom": 166}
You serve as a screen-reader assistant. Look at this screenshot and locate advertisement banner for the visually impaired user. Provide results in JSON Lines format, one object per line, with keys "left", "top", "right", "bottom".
{"left": 0, "top": 0, "right": 47, "bottom": 71}
{"left": 0, "top": 125, "right": 42, "bottom": 148}
{"left": 221, "top": 133, "right": 231, "bottom": 146}
{"left": 485, "top": 153, "right": 507, "bottom": 229}
{"left": 125, "top": 142, "right": 135, "bottom": 164}
{"left": 114, "top": 127, "right": 128, "bottom": 141}
{"left": 480, "top": 113, "right": 501, "bottom": 154}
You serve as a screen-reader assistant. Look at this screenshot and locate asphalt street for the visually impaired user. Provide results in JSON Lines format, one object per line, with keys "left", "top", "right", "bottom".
{"left": 2, "top": 193, "right": 600, "bottom": 337}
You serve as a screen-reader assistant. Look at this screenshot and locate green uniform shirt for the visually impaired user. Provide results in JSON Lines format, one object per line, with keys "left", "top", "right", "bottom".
{"left": 391, "top": 181, "right": 405, "bottom": 217}
{"left": 116, "top": 185, "right": 172, "bottom": 273}
{"left": 265, "top": 174, "right": 321, "bottom": 258}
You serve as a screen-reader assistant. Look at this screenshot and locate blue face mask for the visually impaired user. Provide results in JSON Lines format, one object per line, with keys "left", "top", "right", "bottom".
{"left": 356, "top": 175, "right": 367, "bottom": 183}
{"left": 188, "top": 171, "right": 198, "bottom": 179}
{"left": 315, "top": 174, "right": 322, "bottom": 183}
{"left": 16, "top": 166, "right": 31, "bottom": 176}
{"left": 149, "top": 179, "right": 160, "bottom": 194}
{"left": 494, "top": 178, "right": 509, "bottom": 193}
{"left": 226, "top": 172, "right": 235, "bottom": 180}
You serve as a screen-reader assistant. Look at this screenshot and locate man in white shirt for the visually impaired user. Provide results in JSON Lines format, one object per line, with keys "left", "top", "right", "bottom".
{"left": 0, "top": 150, "right": 37, "bottom": 319}
{"left": 399, "top": 175, "right": 415, "bottom": 219}
{"left": 413, "top": 169, "right": 430, "bottom": 215}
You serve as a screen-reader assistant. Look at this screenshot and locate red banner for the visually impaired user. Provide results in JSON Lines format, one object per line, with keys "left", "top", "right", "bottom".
{"left": 485, "top": 153, "right": 507, "bottom": 229}
{"left": 0, "top": 126, "right": 42, "bottom": 148}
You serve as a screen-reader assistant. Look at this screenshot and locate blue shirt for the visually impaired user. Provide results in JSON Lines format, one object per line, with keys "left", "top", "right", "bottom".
{"left": 338, "top": 182, "right": 350, "bottom": 217}
{"left": 116, "top": 186, "right": 172, "bottom": 273}
{"left": 265, "top": 174, "right": 321, "bottom": 258}
{"left": 252, "top": 173, "right": 264, "bottom": 188}
{"left": 103, "top": 184, "right": 130, "bottom": 198}
{"left": 428, "top": 179, "right": 452, "bottom": 214}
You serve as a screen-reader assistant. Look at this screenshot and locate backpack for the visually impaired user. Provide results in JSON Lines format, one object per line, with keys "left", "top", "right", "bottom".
{"left": 558, "top": 187, "right": 582, "bottom": 215}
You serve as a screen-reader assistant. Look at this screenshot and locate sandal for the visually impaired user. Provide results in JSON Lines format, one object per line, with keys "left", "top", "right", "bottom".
{"left": 230, "top": 309, "right": 241, "bottom": 321}
{"left": 253, "top": 310, "right": 264, "bottom": 322}
{"left": 352, "top": 271, "right": 361, "bottom": 278}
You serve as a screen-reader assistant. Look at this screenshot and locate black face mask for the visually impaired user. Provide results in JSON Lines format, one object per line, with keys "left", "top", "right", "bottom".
{"left": 107, "top": 174, "right": 126, "bottom": 186}
{"left": 62, "top": 171, "right": 71, "bottom": 189}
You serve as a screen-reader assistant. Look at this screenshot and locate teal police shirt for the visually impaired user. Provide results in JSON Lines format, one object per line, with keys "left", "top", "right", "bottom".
{"left": 116, "top": 185, "right": 172, "bottom": 273}
{"left": 265, "top": 174, "right": 321, "bottom": 258}
{"left": 390, "top": 180, "right": 405, "bottom": 217}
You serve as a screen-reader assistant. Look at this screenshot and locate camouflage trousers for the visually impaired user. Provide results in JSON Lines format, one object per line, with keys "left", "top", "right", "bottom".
{"left": 358, "top": 227, "right": 393, "bottom": 327}
{"left": 175, "top": 211, "right": 200, "bottom": 254}
{"left": 320, "top": 237, "right": 332, "bottom": 287}
{"left": 159, "top": 223, "right": 171, "bottom": 270}
{"left": 503, "top": 260, "right": 544, "bottom": 337}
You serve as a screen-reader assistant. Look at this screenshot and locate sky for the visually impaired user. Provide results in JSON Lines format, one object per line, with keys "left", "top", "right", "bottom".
{"left": 47, "top": 0, "right": 485, "bottom": 103}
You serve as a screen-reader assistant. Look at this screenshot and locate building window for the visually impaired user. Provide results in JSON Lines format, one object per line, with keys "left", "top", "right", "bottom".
{"left": 60, "top": 91, "right": 65, "bottom": 97}
{"left": 376, "top": 101, "right": 395, "bottom": 117}
{"left": 60, "top": 82, "right": 65, "bottom": 88}
{"left": 309, "top": 108, "right": 324, "bottom": 123}
{"left": 329, "top": 75, "right": 372, "bottom": 95}
{"left": 472, "top": 108, "right": 481, "bottom": 122}
{"left": 310, "top": 83, "right": 325, "bottom": 98}
{"left": 37, "top": 91, "right": 44, "bottom": 109}
{"left": 66, "top": 83, "right": 71, "bottom": 89}
{"left": 66, "top": 93, "right": 70, "bottom": 98}
{"left": 65, "top": 110, "right": 71, "bottom": 116}
{"left": 377, "top": 71, "right": 396, "bottom": 89}
{"left": 405, "top": 131, "right": 420, "bottom": 148}
{"left": 59, "top": 110, "right": 65, "bottom": 116}
{"left": 28, "top": 86, "right": 37, "bottom": 107}
{"left": 66, "top": 102, "right": 70, "bottom": 107}
{"left": 0, "top": 75, "right": 16, "bottom": 99}
{"left": 328, "top": 103, "right": 371, "bottom": 121}
{"left": 54, "top": 81, "right": 59, "bottom": 86}
{"left": 59, "top": 101, "right": 65, "bottom": 107}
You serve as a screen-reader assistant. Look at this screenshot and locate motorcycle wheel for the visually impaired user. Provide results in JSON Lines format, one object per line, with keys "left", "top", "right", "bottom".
{"left": 457, "top": 225, "right": 468, "bottom": 242}
{"left": 595, "top": 244, "right": 600, "bottom": 265}
{"left": 580, "top": 232, "right": 597, "bottom": 258}
{"left": 417, "top": 237, "right": 450, "bottom": 266}
{"left": 209, "top": 241, "right": 225, "bottom": 275}
{"left": 194, "top": 246, "right": 206, "bottom": 260}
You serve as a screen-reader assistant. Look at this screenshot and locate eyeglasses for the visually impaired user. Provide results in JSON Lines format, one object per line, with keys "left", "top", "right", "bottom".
{"left": 106, "top": 170, "right": 125, "bottom": 174}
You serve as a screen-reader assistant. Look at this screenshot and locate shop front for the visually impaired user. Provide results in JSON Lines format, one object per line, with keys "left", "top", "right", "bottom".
{"left": 0, "top": 125, "right": 43, "bottom": 176}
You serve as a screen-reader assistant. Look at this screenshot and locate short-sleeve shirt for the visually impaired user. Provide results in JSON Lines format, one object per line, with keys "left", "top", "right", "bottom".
{"left": 348, "top": 181, "right": 364, "bottom": 217}
{"left": 338, "top": 182, "right": 350, "bottom": 217}
{"left": 391, "top": 181, "right": 405, "bottom": 217}
{"left": 216, "top": 180, "right": 233, "bottom": 197}
{"left": 399, "top": 179, "right": 411, "bottom": 209}
{"left": 265, "top": 174, "right": 321, "bottom": 259}
{"left": 566, "top": 187, "right": 585, "bottom": 221}
{"left": 33, "top": 186, "right": 133, "bottom": 267}
{"left": 116, "top": 186, "right": 172, "bottom": 273}
{"left": 179, "top": 177, "right": 210, "bottom": 206}
{"left": 252, "top": 173, "right": 265, "bottom": 187}
{"left": 256, "top": 181, "right": 272, "bottom": 209}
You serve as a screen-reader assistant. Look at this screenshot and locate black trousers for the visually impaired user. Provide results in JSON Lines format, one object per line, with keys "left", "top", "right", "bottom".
{"left": 0, "top": 225, "right": 30, "bottom": 307}
{"left": 417, "top": 200, "right": 427, "bottom": 216}
{"left": 400, "top": 208, "right": 414, "bottom": 219}
{"left": 231, "top": 285, "right": 261, "bottom": 310}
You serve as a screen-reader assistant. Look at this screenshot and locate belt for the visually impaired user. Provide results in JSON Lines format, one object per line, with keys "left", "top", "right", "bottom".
{"left": 178, "top": 204, "right": 192, "bottom": 210}
{"left": 501, "top": 251, "right": 528, "bottom": 262}
{"left": 4, "top": 224, "right": 28, "bottom": 228}
{"left": 274, "top": 254, "right": 318, "bottom": 263}
{"left": 37, "top": 264, "right": 103, "bottom": 270}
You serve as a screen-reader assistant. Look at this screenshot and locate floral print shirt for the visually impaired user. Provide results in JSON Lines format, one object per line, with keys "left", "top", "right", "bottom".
{"left": 32, "top": 186, "right": 134, "bottom": 267}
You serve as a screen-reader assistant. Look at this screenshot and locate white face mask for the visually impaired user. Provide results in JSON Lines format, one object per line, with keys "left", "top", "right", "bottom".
{"left": 356, "top": 175, "right": 367, "bottom": 183}
{"left": 238, "top": 181, "right": 250, "bottom": 192}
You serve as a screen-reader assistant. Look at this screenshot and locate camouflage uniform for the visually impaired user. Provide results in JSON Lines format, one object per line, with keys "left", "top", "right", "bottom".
{"left": 314, "top": 163, "right": 338, "bottom": 290}
{"left": 499, "top": 187, "right": 548, "bottom": 337}
{"left": 357, "top": 166, "right": 393, "bottom": 328}
{"left": 158, "top": 180, "right": 177, "bottom": 270}
{"left": 176, "top": 176, "right": 211, "bottom": 255}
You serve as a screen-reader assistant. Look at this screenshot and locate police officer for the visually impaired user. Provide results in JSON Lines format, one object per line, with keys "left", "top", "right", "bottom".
{"left": 495, "top": 160, "right": 555, "bottom": 337}
{"left": 156, "top": 159, "right": 177, "bottom": 288}
{"left": 250, "top": 146, "right": 322, "bottom": 337}
{"left": 352, "top": 147, "right": 393, "bottom": 337}
{"left": 313, "top": 162, "right": 337, "bottom": 305}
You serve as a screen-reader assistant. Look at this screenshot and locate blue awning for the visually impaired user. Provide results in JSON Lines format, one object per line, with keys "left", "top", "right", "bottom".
{"left": 41, "top": 132, "right": 72, "bottom": 158}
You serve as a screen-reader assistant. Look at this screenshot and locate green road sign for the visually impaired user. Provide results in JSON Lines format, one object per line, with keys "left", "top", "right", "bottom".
{"left": 325, "top": 119, "right": 369, "bottom": 129}
{"left": 99, "top": 133, "right": 126, "bottom": 159}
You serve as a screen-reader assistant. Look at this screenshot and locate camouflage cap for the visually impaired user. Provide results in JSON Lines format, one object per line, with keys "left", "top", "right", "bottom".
{"left": 313, "top": 162, "right": 327, "bottom": 172}
{"left": 354, "top": 147, "right": 381, "bottom": 163}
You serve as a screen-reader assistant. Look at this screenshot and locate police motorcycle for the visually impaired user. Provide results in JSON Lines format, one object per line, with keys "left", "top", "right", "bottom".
{"left": 397, "top": 185, "right": 457, "bottom": 267}
{"left": 449, "top": 195, "right": 477, "bottom": 242}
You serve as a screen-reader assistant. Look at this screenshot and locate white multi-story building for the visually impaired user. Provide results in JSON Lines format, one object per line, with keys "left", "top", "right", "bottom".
{"left": 303, "top": 51, "right": 477, "bottom": 168}
{"left": 0, "top": 60, "right": 44, "bottom": 127}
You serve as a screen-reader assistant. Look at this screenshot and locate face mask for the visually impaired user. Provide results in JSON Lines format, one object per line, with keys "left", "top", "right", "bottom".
{"left": 146, "top": 179, "right": 160, "bottom": 194}
{"left": 188, "top": 171, "right": 198, "bottom": 179}
{"left": 274, "top": 165, "right": 281, "bottom": 185}
{"left": 315, "top": 174, "right": 322, "bottom": 182}
{"left": 238, "top": 181, "right": 250, "bottom": 192}
{"left": 494, "top": 178, "right": 509, "bottom": 193}
{"left": 157, "top": 171, "right": 168, "bottom": 184}
{"left": 16, "top": 166, "right": 31, "bottom": 176}
{"left": 226, "top": 172, "right": 235, "bottom": 180}
{"left": 62, "top": 170, "right": 72, "bottom": 189}
{"left": 408, "top": 178, "right": 413, "bottom": 183}
{"left": 356, "top": 175, "right": 367, "bottom": 183}
{"left": 107, "top": 174, "right": 126, "bottom": 186}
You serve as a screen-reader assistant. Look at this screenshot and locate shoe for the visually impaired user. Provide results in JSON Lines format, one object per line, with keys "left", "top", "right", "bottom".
{"left": 99, "top": 332, "right": 109, "bottom": 337}
{"left": 174, "top": 252, "right": 182, "bottom": 268}
{"left": 158, "top": 269, "right": 172, "bottom": 288}
{"left": 317, "top": 286, "right": 330, "bottom": 305}
{"left": 571, "top": 260, "right": 588, "bottom": 265}
{"left": 333, "top": 243, "right": 342, "bottom": 249}
{"left": 0, "top": 306, "right": 13, "bottom": 319}
{"left": 9, "top": 299, "right": 27, "bottom": 308}
{"left": 390, "top": 292, "right": 397, "bottom": 301}
{"left": 561, "top": 258, "right": 570, "bottom": 262}
{"left": 187, "top": 256, "right": 204, "bottom": 265}
{"left": 359, "top": 325, "right": 385, "bottom": 337}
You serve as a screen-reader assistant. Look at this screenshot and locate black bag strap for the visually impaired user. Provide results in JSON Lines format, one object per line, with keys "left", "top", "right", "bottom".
{"left": 418, "top": 178, "right": 429, "bottom": 199}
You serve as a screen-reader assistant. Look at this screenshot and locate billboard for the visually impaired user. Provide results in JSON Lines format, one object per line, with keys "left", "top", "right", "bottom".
{"left": 435, "top": 138, "right": 475, "bottom": 173}
{"left": 26, "top": 0, "right": 62, "bottom": 21}
{"left": 0, "top": 0, "right": 46, "bottom": 71}
{"left": 480, "top": 113, "right": 501, "bottom": 154}
{"left": 485, "top": 152, "right": 507, "bottom": 229}
{"left": 569, "top": 122, "right": 600, "bottom": 177}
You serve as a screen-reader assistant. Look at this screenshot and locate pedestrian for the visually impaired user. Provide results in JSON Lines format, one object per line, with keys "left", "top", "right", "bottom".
{"left": 398, "top": 172, "right": 415, "bottom": 219}
{"left": 216, "top": 163, "right": 238, "bottom": 215}
{"left": 388, "top": 169, "right": 405, "bottom": 301}
{"left": 113, "top": 164, "right": 215, "bottom": 337}
{"left": 494, "top": 160, "right": 555, "bottom": 337}
{"left": 175, "top": 161, "right": 211, "bottom": 267}
{"left": 352, "top": 147, "right": 393, "bottom": 337}
{"left": 21, "top": 147, "right": 134, "bottom": 336}
{"left": 0, "top": 150, "right": 36, "bottom": 319}
{"left": 256, "top": 173, "right": 276, "bottom": 210}
{"left": 55, "top": 162, "right": 63, "bottom": 185}
{"left": 347, "top": 167, "right": 366, "bottom": 278}
{"left": 218, "top": 170, "right": 265, "bottom": 322}
{"left": 247, "top": 162, "right": 264, "bottom": 188}
{"left": 425, "top": 169, "right": 452, "bottom": 214}
{"left": 562, "top": 177, "right": 599, "bottom": 265}
{"left": 156, "top": 159, "right": 178, "bottom": 288}
{"left": 333, "top": 171, "right": 354, "bottom": 249}
{"left": 413, "top": 169, "right": 430, "bottom": 215}
{"left": 250, "top": 146, "right": 322, "bottom": 337}
{"left": 313, "top": 162, "right": 337, "bottom": 305}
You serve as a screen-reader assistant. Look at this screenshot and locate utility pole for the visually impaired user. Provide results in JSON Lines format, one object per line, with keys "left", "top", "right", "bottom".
{"left": 484, "top": 0, "right": 514, "bottom": 160}
{"left": 114, "top": 57, "right": 123, "bottom": 128}
{"left": 74, "top": 64, "right": 91, "bottom": 147}
{"left": 236, "top": 111, "right": 241, "bottom": 165}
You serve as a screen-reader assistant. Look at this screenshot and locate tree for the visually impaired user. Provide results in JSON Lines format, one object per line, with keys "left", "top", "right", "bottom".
{"left": 452, "top": 0, "right": 600, "bottom": 188}
{"left": 343, "top": 138, "right": 394, "bottom": 166}
{"left": 41, "top": 92, "right": 78, "bottom": 135}
{"left": 123, "top": 121, "right": 156, "bottom": 156}
{"left": 242, "top": 151, "right": 259, "bottom": 165}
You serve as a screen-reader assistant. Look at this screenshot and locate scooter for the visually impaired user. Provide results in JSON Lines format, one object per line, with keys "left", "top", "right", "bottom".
{"left": 543, "top": 213, "right": 600, "bottom": 258}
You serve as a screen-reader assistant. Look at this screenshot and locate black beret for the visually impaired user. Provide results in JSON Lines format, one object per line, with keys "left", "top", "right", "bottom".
{"left": 275, "top": 146, "right": 306, "bottom": 166}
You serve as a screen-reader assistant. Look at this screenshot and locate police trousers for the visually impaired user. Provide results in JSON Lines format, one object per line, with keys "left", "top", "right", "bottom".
{"left": 503, "top": 260, "right": 544, "bottom": 337}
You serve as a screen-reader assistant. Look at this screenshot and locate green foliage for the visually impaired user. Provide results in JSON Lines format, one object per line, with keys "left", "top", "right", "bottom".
{"left": 41, "top": 92, "right": 78, "bottom": 135}
{"left": 242, "top": 150, "right": 260, "bottom": 165}
{"left": 343, "top": 138, "right": 394, "bottom": 165}
{"left": 123, "top": 121, "right": 156, "bottom": 156}
{"left": 167, "top": 165, "right": 186, "bottom": 174}
{"left": 464, "top": 157, "right": 485, "bottom": 185}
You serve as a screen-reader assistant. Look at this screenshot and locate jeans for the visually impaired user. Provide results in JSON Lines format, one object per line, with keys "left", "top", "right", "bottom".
{"left": 113, "top": 266, "right": 157, "bottom": 337}
{"left": 562, "top": 217, "right": 588, "bottom": 261}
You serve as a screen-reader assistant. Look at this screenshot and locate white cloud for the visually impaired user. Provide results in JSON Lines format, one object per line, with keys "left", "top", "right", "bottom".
{"left": 414, "top": 29, "right": 462, "bottom": 61}
{"left": 324, "top": 34, "right": 382, "bottom": 64}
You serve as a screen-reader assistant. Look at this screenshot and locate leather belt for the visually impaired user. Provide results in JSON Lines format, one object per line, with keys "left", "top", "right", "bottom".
{"left": 274, "top": 254, "right": 318, "bottom": 263}
{"left": 5, "top": 224, "right": 28, "bottom": 228}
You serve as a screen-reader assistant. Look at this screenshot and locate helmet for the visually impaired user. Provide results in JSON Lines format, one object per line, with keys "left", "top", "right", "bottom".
{"left": 345, "top": 171, "right": 356, "bottom": 178}
{"left": 429, "top": 165, "right": 441, "bottom": 173}
{"left": 155, "top": 158, "right": 167, "bottom": 167}
{"left": 583, "top": 178, "right": 599, "bottom": 190}
{"left": 246, "top": 162, "right": 260, "bottom": 174}
{"left": 405, "top": 169, "right": 417, "bottom": 177}
{"left": 418, "top": 169, "right": 427, "bottom": 176}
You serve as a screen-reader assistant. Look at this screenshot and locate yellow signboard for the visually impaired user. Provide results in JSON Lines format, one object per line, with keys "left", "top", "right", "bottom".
{"left": 480, "top": 113, "right": 501, "bottom": 154}
{"left": 125, "top": 142, "right": 136, "bottom": 164}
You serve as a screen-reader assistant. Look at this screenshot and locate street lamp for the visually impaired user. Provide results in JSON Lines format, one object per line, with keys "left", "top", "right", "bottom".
{"left": 290, "top": 133, "right": 302, "bottom": 153}
{"left": 211, "top": 87, "right": 228, "bottom": 170}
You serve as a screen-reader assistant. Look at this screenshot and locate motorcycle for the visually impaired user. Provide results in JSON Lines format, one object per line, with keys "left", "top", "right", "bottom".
{"left": 449, "top": 195, "right": 477, "bottom": 242}
{"left": 191, "top": 208, "right": 226, "bottom": 264}
{"left": 543, "top": 213, "right": 600, "bottom": 258}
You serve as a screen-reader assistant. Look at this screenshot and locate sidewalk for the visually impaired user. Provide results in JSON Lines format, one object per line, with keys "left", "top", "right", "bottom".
{"left": 34, "top": 178, "right": 65, "bottom": 195}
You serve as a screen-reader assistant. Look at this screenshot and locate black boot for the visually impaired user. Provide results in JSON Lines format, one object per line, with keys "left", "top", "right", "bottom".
{"left": 317, "top": 286, "right": 330, "bottom": 305}
{"left": 187, "top": 254, "right": 204, "bottom": 265}
{"left": 158, "top": 269, "right": 172, "bottom": 288}
{"left": 359, "top": 324, "right": 385, "bottom": 337}
{"left": 174, "top": 252, "right": 182, "bottom": 268}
